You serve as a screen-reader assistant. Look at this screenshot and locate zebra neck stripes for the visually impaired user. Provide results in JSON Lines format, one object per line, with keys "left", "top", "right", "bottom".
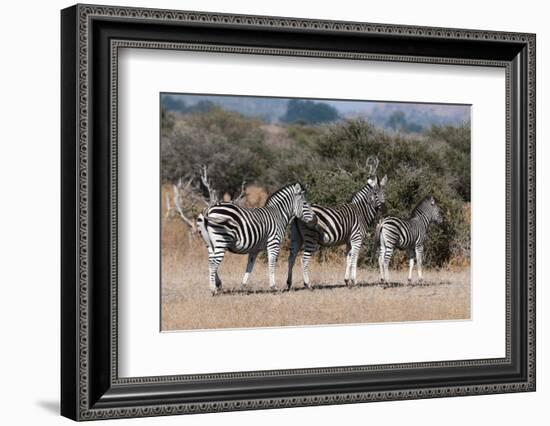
{"left": 312, "top": 202, "right": 377, "bottom": 245}
{"left": 409, "top": 214, "right": 430, "bottom": 234}
{"left": 350, "top": 201, "right": 379, "bottom": 228}
{"left": 314, "top": 181, "right": 382, "bottom": 245}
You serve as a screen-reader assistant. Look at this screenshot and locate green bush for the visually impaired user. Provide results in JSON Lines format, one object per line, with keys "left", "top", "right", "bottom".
{"left": 304, "top": 119, "right": 470, "bottom": 268}
{"left": 161, "top": 108, "right": 275, "bottom": 198}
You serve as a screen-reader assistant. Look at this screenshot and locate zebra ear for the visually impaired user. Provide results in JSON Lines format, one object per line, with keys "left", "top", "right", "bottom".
{"left": 380, "top": 175, "right": 388, "bottom": 187}
{"left": 293, "top": 183, "right": 302, "bottom": 193}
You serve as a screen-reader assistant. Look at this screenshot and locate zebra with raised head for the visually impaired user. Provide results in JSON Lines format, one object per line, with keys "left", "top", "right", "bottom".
{"left": 376, "top": 195, "right": 443, "bottom": 283}
{"left": 197, "top": 183, "right": 317, "bottom": 294}
{"left": 286, "top": 172, "right": 388, "bottom": 289}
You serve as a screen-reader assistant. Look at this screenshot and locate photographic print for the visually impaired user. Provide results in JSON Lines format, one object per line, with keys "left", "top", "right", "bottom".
{"left": 160, "top": 93, "right": 471, "bottom": 331}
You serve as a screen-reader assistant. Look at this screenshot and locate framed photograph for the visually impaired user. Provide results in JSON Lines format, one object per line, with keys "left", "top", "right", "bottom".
{"left": 61, "top": 4, "right": 536, "bottom": 421}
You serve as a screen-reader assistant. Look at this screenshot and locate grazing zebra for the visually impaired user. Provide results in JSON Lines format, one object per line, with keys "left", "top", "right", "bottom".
{"left": 197, "top": 183, "right": 317, "bottom": 294}
{"left": 376, "top": 195, "right": 442, "bottom": 283}
{"left": 286, "top": 174, "right": 388, "bottom": 289}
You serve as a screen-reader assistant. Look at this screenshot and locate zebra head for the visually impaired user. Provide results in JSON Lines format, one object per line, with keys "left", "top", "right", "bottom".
{"left": 372, "top": 174, "right": 388, "bottom": 206}
{"left": 430, "top": 196, "right": 443, "bottom": 224}
{"left": 351, "top": 174, "right": 388, "bottom": 212}
{"left": 290, "top": 183, "right": 317, "bottom": 224}
{"left": 266, "top": 183, "right": 316, "bottom": 225}
{"left": 415, "top": 195, "right": 443, "bottom": 224}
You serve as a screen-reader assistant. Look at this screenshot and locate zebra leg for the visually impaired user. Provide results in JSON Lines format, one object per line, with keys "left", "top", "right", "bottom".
{"left": 267, "top": 246, "right": 281, "bottom": 291}
{"left": 348, "top": 240, "right": 362, "bottom": 286}
{"left": 344, "top": 242, "right": 353, "bottom": 285}
{"left": 383, "top": 247, "right": 393, "bottom": 283}
{"left": 241, "top": 252, "right": 258, "bottom": 289}
{"left": 378, "top": 230, "right": 392, "bottom": 283}
{"left": 286, "top": 221, "right": 304, "bottom": 289}
{"left": 407, "top": 249, "right": 415, "bottom": 283}
{"left": 301, "top": 248, "right": 316, "bottom": 289}
{"left": 208, "top": 248, "right": 225, "bottom": 295}
{"left": 301, "top": 232, "right": 319, "bottom": 289}
{"left": 416, "top": 246, "right": 424, "bottom": 282}
{"left": 378, "top": 231, "right": 388, "bottom": 283}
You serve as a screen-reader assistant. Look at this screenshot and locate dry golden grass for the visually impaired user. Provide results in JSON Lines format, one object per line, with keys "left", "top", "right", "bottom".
{"left": 161, "top": 213, "right": 471, "bottom": 331}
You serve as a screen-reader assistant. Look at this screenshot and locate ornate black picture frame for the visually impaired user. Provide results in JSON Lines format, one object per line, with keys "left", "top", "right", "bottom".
{"left": 61, "top": 3, "right": 536, "bottom": 421}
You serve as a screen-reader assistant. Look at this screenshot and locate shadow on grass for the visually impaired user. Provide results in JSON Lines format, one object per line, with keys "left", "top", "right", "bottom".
{"left": 217, "top": 279, "right": 452, "bottom": 296}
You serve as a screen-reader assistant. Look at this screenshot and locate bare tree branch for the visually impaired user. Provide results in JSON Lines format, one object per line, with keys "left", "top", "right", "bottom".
{"left": 233, "top": 180, "right": 247, "bottom": 205}
{"left": 163, "top": 175, "right": 206, "bottom": 235}
{"left": 165, "top": 165, "right": 247, "bottom": 234}
{"left": 366, "top": 155, "right": 380, "bottom": 176}
{"left": 199, "top": 164, "right": 219, "bottom": 206}
{"left": 171, "top": 183, "right": 197, "bottom": 232}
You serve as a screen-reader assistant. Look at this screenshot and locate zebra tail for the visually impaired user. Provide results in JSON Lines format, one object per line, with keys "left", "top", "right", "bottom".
{"left": 196, "top": 212, "right": 213, "bottom": 250}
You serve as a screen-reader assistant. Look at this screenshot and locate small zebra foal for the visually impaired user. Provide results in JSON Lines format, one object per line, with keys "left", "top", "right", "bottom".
{"left": 197, "top": 183, "right": 317, "bottom": 294}
{"left": 376, "top": 195, "right": 442, "bottom": 283}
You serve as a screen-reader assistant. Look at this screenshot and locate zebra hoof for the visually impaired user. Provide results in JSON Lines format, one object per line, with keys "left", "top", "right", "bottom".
{"left": 407, "top": 278, "right": 412, "bottom": 284}
{"left": 344, "top": 279, "right": 349, "bottom": 286}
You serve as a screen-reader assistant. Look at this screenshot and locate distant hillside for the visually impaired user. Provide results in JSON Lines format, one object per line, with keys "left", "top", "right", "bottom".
{"left": 162, "top": 94, "right": 470, "bottom": 132}
{"left": 339, "top": 102, "right": 470, "bottom": 132}
{"left": 162, "top": 94, "right": 287, "bottom": 123}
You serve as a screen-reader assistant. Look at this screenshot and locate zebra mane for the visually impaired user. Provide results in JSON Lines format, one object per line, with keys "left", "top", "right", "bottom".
{"left": 265, "top": 183, "right": 302, "bottom": 206}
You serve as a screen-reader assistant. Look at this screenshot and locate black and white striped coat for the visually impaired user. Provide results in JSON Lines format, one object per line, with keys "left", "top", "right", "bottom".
{"left": 286, "top": 175, "right": 387, "bottom": 288}
{"left": 197, "top": 183, "right": 316, "bottom": 294}
{"left": 376, "top": 195, "right": 442, "bottom": 283}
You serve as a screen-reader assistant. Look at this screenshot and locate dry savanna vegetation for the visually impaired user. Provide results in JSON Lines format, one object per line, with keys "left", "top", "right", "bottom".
{"left": 160, "top": 97, "right": 471, "bottom": 331}
{"left": 161, "top": 186, "right": 470, "bottom": 331}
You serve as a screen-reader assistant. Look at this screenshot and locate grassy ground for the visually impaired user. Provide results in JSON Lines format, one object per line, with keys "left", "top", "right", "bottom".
{"left": 161, "top": 215, "right": 470, "bottom": 331}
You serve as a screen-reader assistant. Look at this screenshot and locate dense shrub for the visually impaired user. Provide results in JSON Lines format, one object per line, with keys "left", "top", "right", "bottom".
{"left": 161, "top": 108, "right": 275, "bottom": 199}
{"left": 427, "top": 124, "right": 471, "bottom": 201}
{"left": 307, "top": 119, "right": 470, "bottom": 267}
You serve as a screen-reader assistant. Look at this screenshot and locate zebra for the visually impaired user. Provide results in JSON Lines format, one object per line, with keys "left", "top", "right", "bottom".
{"left": 286, "top": 174, "right": 388, "bottom": 289}
{"left": 376, "top": 195, "right": 443, "bottom": 283}
{"left": 196, "top": 183, "right": 317, "bottom": 294}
